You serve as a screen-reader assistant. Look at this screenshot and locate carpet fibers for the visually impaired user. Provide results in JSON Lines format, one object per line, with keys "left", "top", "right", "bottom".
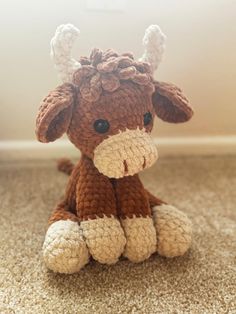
{"left": 0, "top": 156, "right": 235, "bottom": 314}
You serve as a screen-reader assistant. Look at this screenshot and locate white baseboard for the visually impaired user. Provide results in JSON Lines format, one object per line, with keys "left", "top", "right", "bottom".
{"left": 0, "top": 136, "right": 236, "bottom": 160}
{"left": 155, "top": 136, "right": 236, "bottom": 156}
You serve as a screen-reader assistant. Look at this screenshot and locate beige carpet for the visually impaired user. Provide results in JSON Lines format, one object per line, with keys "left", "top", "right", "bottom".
{"left": 0, "top": 156, "right": 236, "bottom": 314}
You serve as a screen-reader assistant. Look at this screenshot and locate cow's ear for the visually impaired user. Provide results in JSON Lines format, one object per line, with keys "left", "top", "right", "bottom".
{"left": 36, "top": 83, "right": 76, "bottom": 142}
{"left": 152, "top": 81, "right": 193, "bottom": 123}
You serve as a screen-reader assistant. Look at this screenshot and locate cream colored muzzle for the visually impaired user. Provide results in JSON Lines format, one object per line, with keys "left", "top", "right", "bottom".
{"left": 93, "top": 128, "right": 158, "bottom": 178}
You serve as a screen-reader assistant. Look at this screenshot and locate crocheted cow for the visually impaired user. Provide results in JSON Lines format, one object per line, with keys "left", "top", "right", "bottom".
{"left": 36, "top": 24, "right": 193, "bottom": 274}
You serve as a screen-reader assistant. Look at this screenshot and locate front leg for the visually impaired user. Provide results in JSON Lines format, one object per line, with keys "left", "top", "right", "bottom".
{"left": 77, "top": 156, "right": 126, "bottom": 264}
{"left": 114, "top": 175, "right": 157, "bottom": 262}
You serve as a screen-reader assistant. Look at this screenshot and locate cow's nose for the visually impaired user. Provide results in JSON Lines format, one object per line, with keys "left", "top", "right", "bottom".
{"left": 123, "top": 160, "right": 128, "bottom": 174}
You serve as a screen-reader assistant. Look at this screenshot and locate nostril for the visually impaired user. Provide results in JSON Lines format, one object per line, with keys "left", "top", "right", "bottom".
{"left": 123, "top": 160, "right": 128, "bottom": 173}
{"left": 142, "top": 156, "right": 146, "bottom": 169}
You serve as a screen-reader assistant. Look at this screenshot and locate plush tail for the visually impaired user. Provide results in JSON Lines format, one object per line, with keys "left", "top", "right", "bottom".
{"left": 57, "top": 158, "right": 75, "bottom": 175}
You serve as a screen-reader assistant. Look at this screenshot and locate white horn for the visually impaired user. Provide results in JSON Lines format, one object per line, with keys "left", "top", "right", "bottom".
{"left": 50, "top": 24, "right": 81, "bottom": 83}
{"left": 139, "top": 25, "right": 166, "bottom": 73}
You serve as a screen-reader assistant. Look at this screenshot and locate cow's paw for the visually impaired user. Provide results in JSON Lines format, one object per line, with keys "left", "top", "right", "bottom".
{"left": 152, "top": 204, "right": 192, "bottom": 257}
{"left": 43, "top": 220, "right": 90, "bottom": 274}
{"left": 121, "top": 216, "right": 157, "bottom": 263}
{"left": 80, "top": 216, "right": 126, "bottom": 264}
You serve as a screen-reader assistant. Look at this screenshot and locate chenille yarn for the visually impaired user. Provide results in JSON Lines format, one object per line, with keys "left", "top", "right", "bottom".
{"left": 36, "top": 24, "right": 194, "bottom": 274}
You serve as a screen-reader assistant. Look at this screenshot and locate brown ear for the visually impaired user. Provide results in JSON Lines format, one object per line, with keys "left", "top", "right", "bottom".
{"left": 36, "top": 83, "right": 76, "bottom": 142}
{"left": 152, "top": 81, "right": 193, "bottom": 123}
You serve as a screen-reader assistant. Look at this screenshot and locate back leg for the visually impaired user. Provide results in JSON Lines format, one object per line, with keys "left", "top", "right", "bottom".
{"left": 43, "top": 201, "right": 90, "bottom": 274}
{"left": 146, "top": 190, "right": 192, "bottom": 257}
{"left": 43, "top": 163, "right": 90, "bottom": 274}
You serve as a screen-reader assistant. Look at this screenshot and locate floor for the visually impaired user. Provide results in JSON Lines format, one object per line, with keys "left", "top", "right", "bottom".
{"left": 0, "top": 156, "right": 235, "bottom": 314}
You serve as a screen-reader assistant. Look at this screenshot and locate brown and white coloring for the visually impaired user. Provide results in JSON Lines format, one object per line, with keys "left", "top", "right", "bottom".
{"left": 36, "top": 24, "right": 193, "bottom": 274}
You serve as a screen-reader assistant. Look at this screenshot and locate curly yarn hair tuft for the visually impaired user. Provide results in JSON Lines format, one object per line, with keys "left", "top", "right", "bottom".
{"left": 73, "top": 48, "right": 155, "bottom": 102}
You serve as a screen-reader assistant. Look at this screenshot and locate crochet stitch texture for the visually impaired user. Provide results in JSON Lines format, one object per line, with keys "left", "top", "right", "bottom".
{"left": 36, "top": 24, "right": 194, "bottom": 273}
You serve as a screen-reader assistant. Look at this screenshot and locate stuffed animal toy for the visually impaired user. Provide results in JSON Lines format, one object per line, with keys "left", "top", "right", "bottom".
{"left": 36, "top": 24, "right": 193, "bottom": 274}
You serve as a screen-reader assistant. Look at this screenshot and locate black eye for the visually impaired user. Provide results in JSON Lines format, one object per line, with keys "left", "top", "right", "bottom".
{"left": 94, "top": 119, "right": 110, "bottom": 134}
{"left": 143, "top": 112, "right": 152, "bottom": 126}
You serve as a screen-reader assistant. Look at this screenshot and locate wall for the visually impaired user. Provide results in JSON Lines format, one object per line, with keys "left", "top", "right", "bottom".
{"left": 0, "top": 0, "right": 236, "bottom": 142}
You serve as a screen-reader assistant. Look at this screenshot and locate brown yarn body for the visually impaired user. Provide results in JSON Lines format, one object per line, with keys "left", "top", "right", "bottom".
{"left": 50, "top": 156, "right": 165, "bottom": 224}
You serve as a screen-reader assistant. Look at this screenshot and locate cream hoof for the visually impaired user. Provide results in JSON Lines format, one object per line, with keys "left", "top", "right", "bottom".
{"left": 43, "top": 220, "right": 90, "bottom": 274}
{"left": 121, "top": 216, "right": 157, "bottom": 263}
{"left": 152, "top": 204, "right": 192, "bottom": 257}
{"left": 80, "top": 216, "right": 126, "bottom": 264}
